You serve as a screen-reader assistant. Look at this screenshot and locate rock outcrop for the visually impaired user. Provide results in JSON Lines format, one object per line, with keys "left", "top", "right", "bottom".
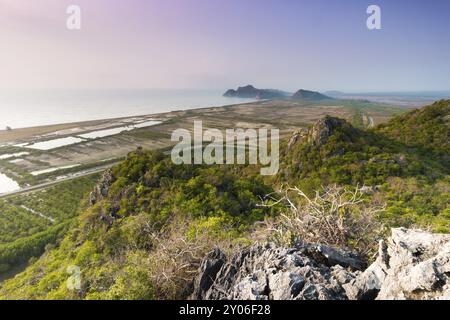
{"left": 307, "top": 116, "right": 349, "bottom": 146}
{"left": 345, "top": 228, "right": 450, "bottom": 300}
{"left": 89, "top": 169, "right": 114, "bottom": 205}
{"left": 287, "top": 129, "right": 307, "bottom": 150}
{"left": 191, "top": 228, "right": 450, "bottom": 300}
{"left": 286, "top": 116, "right": 351, "bottom": 150}
{"left": 191, "top": 242, "right": 364, "bottom": 300}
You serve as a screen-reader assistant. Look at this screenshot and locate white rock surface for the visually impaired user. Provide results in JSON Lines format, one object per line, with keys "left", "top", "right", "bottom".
{"left": 192, "top": 228, "right": 450, "bottom": 300}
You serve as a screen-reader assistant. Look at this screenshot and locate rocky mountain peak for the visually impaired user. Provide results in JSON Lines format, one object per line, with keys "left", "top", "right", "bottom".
{"left": 287, "top": 116, "right": 349, "bottom": 150}
{"left": 308, "top": 116, "right": 347, "bottom": 146}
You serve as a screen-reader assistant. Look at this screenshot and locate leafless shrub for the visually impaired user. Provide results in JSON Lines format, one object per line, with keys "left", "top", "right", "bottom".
{"left": 258, "top": 185, "right": 386, "bottom": 257}
{"left": 145, "top": 215, "right": 235, "bottom": 299}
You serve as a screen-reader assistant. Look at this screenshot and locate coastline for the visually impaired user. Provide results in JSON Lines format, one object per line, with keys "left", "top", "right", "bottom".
{"left": 0, "top": 98, "right": 406, "bottom": 195}
{"left": 0, "top": 99, "right": 263, "bottom": 144}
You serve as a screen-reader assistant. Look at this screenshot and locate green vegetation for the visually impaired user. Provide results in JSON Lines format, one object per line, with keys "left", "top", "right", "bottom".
{"left": 281, "top": 100, "right": 449, "bottom": 231}
{"left": 0, "top": 100, "right": 448, "bottom": 300}
{"left": 0, "top": 203, "right": 50, "bottom": 244}
{"left": 377, "top": 100, "right": 450, "bottom": 160}
{"left": 0, "top": 174, "right": 99, "bottom": 274}
{"left": 0, "top": 221, "right": 71, "bottom": 273}
{"left": 0, "top": 150, "right": 276, "bottom": 299}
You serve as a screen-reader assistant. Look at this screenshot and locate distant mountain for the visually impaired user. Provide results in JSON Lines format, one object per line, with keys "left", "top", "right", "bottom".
{"left": 223, "top": 85, "right": 290, "bottom": 99}
{"left": 291, "top": 89, "right": 333, "bottom": 101}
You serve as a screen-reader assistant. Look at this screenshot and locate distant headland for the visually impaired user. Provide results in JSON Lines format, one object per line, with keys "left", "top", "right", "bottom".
{"left": 223, "top": 85, "right": 290, "bottom": 99}
{"left": 223, "top": 85, "right": 333, "bottom": 101}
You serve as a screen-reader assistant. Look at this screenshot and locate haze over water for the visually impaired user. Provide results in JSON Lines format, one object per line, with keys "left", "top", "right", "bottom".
{"left": 0, "top": 89, "right": 255, "bottom": 129}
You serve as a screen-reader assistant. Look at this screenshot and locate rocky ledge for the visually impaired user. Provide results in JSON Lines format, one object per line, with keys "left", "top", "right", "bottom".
{"left": 191, "top": 228, "right": 450, "bottom": 300}
{"left": 89, "top": 169, "right": 114, "bottom": 205}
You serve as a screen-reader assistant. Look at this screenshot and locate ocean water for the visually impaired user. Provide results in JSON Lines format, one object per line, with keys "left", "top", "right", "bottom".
{"left": 0, "top": 89, "right": 255, "bottom": 129}
{"left": 0, "top": 173, "right": 20, "bottom": 194}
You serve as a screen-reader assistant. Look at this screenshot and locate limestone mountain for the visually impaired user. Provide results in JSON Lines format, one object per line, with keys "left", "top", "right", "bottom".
{"left": 223, "top": 85, "right": 290, "bottom": 99}
{"left": 291, "top": 89, "right": 333, "bottom": 101}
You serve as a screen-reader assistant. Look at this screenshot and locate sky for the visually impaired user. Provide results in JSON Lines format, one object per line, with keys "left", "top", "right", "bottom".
{"left": 0, "top": 0, "right": 449, "bottom": 92}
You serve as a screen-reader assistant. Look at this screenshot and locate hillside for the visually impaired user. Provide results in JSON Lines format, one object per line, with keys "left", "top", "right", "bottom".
{"left": 0, "top": 175, "right": 99, "bottom": 276}
{"left": 376, "top": 99, "right": 450, "bottom": 160}
{"left": 282, "top": 100, "right": 449, "bottom": 230}
{"left": 0, "top": 101, "right": 448, "bottom": 300}
{"left": 291, "top": 89, "right": 333, "bottom": 101}
{"left": 0, "top": 154, "right": 276, "bottom": 299}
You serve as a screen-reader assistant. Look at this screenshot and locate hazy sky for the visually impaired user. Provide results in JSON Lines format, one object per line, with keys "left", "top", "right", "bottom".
{"left": 1, "top": 0, "right": 449, "bottom": 92}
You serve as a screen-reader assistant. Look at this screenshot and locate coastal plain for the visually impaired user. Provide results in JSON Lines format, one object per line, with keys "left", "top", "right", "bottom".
{"left": 0, "top": 99, "right": 411, "bottom": 195}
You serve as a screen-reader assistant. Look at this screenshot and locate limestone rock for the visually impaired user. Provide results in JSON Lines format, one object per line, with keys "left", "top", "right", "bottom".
{"left": 191, "top": 228, "right": 450, "bottom": 300}
{"left": 308, "top": 116, "right": 348, "bottom": 146}
{"left": 89, "top": 169, "right": 114, "bottom": 205}
{"left": 287, "top": 129, "right": 307, "bottom": 150}
{"left": 345, "top": 228, "right": 450, "bottom": 300}
{"left": 191, "top": 242, "right": 363, "bottom": 300}
{"left": 191, "top": 248, "right": 227, "bottom": 300}
{"left": 376, "top": 228, "right": 450, "bottom": 300}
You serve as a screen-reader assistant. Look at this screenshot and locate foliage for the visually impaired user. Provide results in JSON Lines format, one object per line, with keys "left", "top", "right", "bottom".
{"left": 377, "top": 99, "right": 450, "bottom": 160}
{"left": 0, "top": 221, "right": 71, "bottom": 271}
{"left": 0, "top": 174, "right": 98, "bottom": 274}
{"left": 281, "top": 100, "right": 449, "bottom": 231}
{"left": 259, "top": 185, "right": 385, "bottom": 257}
{"left": 0, "top": 149, "right": 275, "bottom": 299}
{"left": 0, "top": 101, "right": 449, "bottom": 299}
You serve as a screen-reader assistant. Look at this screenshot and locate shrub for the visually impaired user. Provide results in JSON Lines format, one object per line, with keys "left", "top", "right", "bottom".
{"left": 259, "top": 185, "right": 386, "bottom": 257}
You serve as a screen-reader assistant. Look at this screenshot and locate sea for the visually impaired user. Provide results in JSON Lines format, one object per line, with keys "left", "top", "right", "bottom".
{"left": 0, "top": 89, "right": 255, "bottom": 130}
{"left": 0, "top": 89, "right": 256, "bottom": 193}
